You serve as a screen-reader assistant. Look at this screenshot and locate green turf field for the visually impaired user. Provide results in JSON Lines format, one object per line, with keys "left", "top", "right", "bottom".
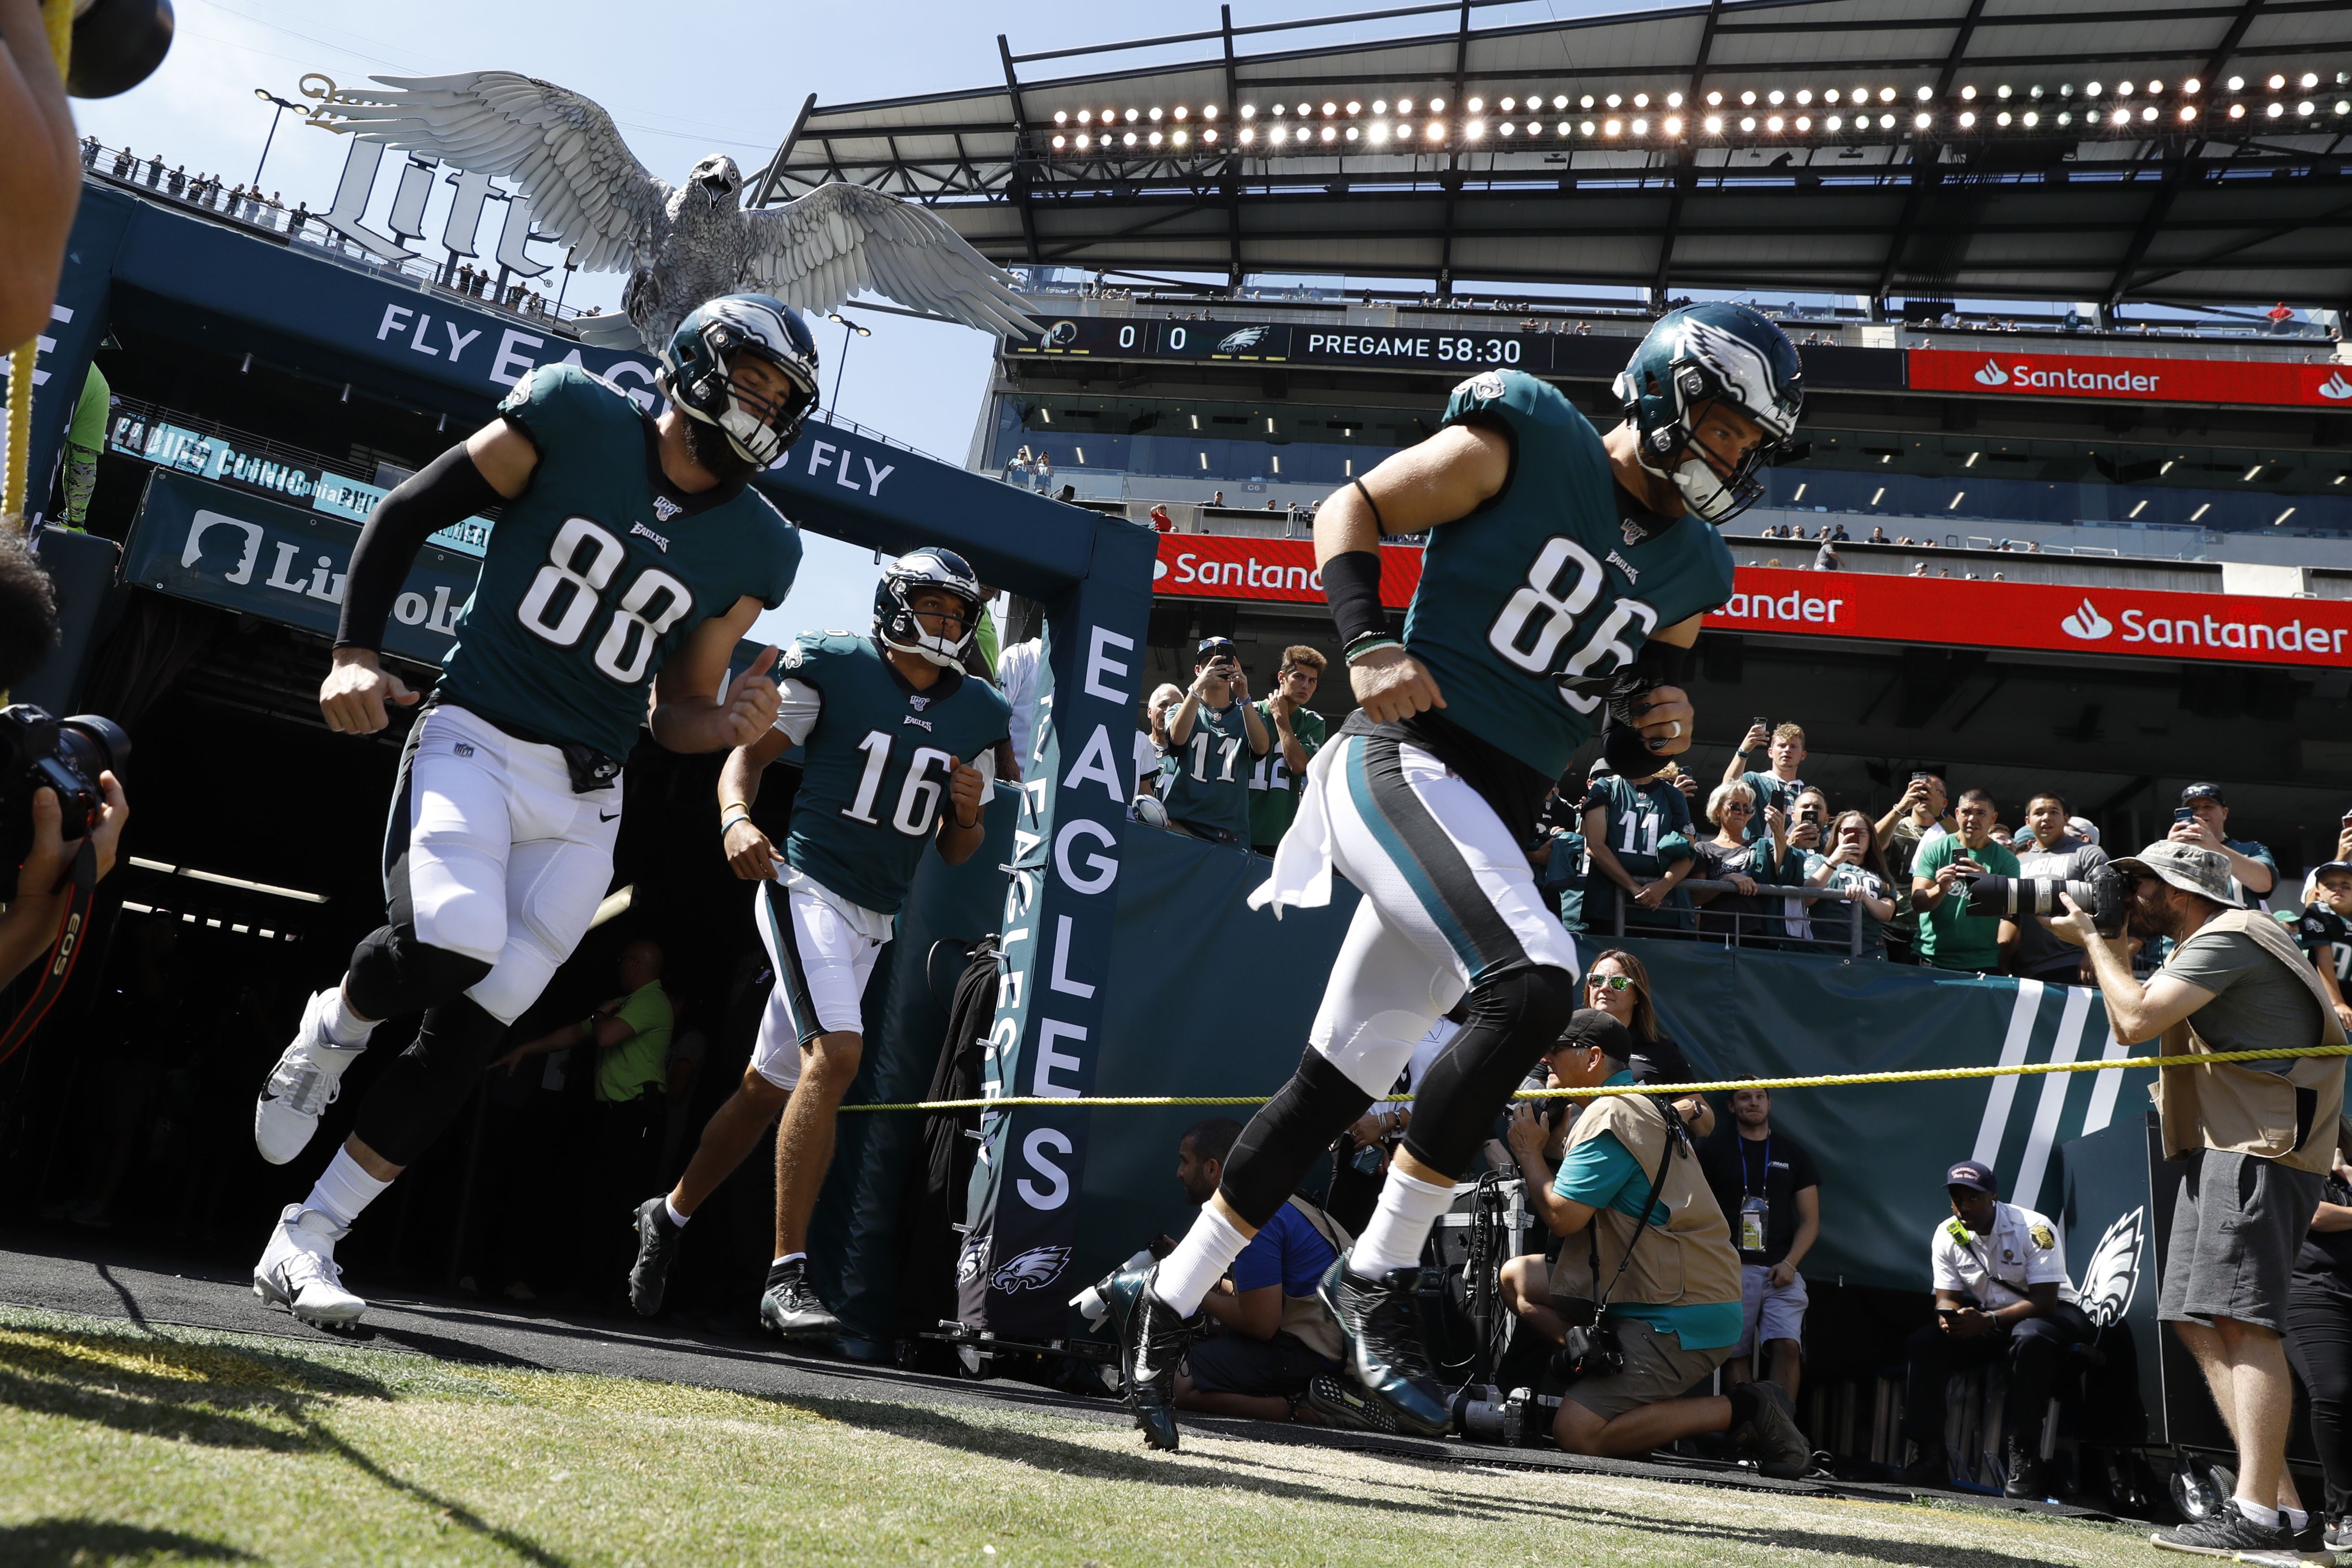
{"left": 0, "top": 1302, "right": 2169, "bottom": 1567}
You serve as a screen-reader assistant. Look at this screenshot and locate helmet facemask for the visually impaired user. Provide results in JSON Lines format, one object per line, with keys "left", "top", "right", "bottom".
{"left": 875, "top": 549, "right": 985, "bottom": 669}
{"left": 660, "top": 300, "right": 821, "bottom": 470}
{"left": 1618, "top": 305, "right": 1803, "bottom": 526}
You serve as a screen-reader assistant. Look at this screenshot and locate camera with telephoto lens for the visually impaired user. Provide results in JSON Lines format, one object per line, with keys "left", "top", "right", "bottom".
{"left": 0, "top": 706, "right": 129, "bottom": 902}
{"left": 1962, "top": 862, "right": 2129, "bottom": 939}
{"left": 1552, "top": 1296, "right": 1624, "bottom": 1381}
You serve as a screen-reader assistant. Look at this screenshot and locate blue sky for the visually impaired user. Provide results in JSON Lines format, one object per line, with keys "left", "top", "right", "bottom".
{"left": 66, "top": 0, "right": 1638, "bottom": 639}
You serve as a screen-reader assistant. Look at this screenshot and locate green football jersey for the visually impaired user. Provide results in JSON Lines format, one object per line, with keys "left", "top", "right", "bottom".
{"left": 436, "top": 364, "right": 802, "bottom": 758}
{"left": 1246, "top": 699, "right": 1326, "bottom": 850}
{"left": 779, "top": 634, "right": 1010, "bottom": 916}
{"left": 1410, "top": 369, "right": 1737, "bottom": 782}
{"left": 1157, "top": 699, "right": 1259, "bottom": 842}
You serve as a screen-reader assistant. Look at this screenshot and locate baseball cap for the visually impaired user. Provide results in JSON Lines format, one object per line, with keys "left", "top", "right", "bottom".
{"left": 2181, "top": 782, "right": 2227, "bottom": 807}
{"left": 2316, "top": 861, "right": 2352, "bottom": 880}
{"left": 2111, "top": 840, "right": 2236, "bottom": 905}
{"left": 1553, "top": 1008, "right": 1635, "bottom": 1062}
{"left": 1945, "top": 1160, "right": 1998, "bottom": 1195}
{"left": 1195, "top": 636, "right": 1239, "bottom": 663}
{"left": 2067, "top": 816, "right": 2101, "bottom": 846}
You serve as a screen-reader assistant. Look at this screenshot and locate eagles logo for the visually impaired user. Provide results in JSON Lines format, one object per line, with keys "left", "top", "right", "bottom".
{"left": 2075, "top": 1207, "right": 2145, "bottom": 1329}
{"left": 991, "top": 1244, "right": 1072, "bottom": 1294}
{"left": 955, "top": 1239, "right": 989, "bottom": 1285}
{"left": 2029, "top": 1223, "right": 2055, "bottom": 1250}
{"left": 1215, "top": 326, "right": 1272, "bottom": 353}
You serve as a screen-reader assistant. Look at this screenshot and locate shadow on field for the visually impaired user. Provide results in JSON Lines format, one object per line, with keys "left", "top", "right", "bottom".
{"left": 0, "top": 1517, "right": 254, "bottom": 1564}
{"left": 0, "top": 1326, "right": 575, "bottom": 1568}
{"left": 1532, "top": 1500, "right": 2078, "bottom": 1568}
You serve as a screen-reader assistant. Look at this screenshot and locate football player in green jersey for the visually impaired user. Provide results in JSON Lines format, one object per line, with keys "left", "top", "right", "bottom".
{"left": 1107, "top": 303, "right": 1806, "bottom": 1452}
{"left": 1154, "top": 635, "right": 1269, "bottom": 844}
{"left": 627, "top": 549, "right": 1010, "bottom": 1335}
{"left": 249, "top": 295, "right": 817, "bottom": 1328}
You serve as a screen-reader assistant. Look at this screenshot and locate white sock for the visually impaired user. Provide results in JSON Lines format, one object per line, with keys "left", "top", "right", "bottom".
{"left": 2235, "top": 1498, "right": 2282, "bottom": 1529}
{"left": 2284, "top": 1506, "right": 2311, "bottom": 1532}
{"left": 665, "top": 1197, "right": 690, "bottom": 1229}
{"left": 771, "top": 1252, "right": 805, "bottom": 1269}
{"left": 1352, "top": 1168, "right": 1458, "bottom": 1277}
{"left": 1153, "top": 1206, "right": 1252, "bottom": 1316}
{"left": 319, "top": 985, "right": 375, "bottom": 1048}
{"left": 305, "top": 1148, "right": 391, "bottom": 1231}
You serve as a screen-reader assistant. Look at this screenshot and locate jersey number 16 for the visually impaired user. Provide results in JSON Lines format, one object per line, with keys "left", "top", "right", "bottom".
{"left": 843, "top": 732, "right": 958, "bottom": 837}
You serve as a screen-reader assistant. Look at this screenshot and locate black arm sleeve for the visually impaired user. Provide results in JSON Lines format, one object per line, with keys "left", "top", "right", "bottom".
{"left": 334, "top": 443, "right": 504, "bottom": 651}
{"left": 1320, "top": 549, "right": 1387, "bottom": 647}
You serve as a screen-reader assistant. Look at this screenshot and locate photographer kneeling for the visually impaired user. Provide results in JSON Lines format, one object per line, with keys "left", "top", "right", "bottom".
{"left": 1497, "top": 1010, "right": 1810, "bottom": 1475}
{"left": 2051, "top": 841, "right": 2347, "bottom": 1560}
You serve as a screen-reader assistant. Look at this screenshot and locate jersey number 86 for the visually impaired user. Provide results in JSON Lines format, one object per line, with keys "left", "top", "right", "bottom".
{"left": 1487, "top": 536, "right": 1659, "bottom": 713}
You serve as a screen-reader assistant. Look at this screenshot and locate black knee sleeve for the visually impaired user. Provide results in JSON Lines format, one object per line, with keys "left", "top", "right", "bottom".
{"left": 1216, "top": 1049, "right": 1376, "bottom": 1229}
{"left": 1400, "top": 963, "right": 1581, "bottom": 1179}
{"left": 345, "top": 921, "right": 494, "bottom": 1022}
{"left": 351, "top": 997, "right": 508, "bottom": 1166}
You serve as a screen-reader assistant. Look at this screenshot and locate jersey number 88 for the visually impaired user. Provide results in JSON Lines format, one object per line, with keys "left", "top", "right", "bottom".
{"left": 1486, "top": 536, "right": 1660, "bottom": 713}
{"left": 518, "top": 516, "right": 695, "bottom": 684}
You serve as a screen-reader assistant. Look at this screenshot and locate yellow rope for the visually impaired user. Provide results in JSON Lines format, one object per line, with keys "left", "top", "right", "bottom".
{"left": 3, "top": 0, "right": 74, "bottom": 532}
{"left": 836, "top": 1043, "right": 2350, "bottom": 1113}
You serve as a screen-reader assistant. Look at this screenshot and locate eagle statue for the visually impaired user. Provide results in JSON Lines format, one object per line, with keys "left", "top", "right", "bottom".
{"left": 322, "top": 72, "right": 1036, "bottom": 353}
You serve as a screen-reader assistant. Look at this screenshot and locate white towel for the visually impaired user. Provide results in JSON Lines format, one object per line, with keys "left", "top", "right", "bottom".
{"left": 1248, "top": 736, "right": 1346, "bottom": 917}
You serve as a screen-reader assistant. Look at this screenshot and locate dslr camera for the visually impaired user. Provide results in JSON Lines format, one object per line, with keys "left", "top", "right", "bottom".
{"left": 1552, "top": 1296, "right": 1624, "bottom": 1382}
{"left": 1963, "top": 862, "right": 2130, "bottom": 939}
{"left": 0, "top": 706, "right": 129, "bottom": 902}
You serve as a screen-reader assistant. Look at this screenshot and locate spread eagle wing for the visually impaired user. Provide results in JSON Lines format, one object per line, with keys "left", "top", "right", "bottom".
{"left": 738, "top": 183, "right": 1037, "bottom": 340}
{"left": 2078, "top": 1205, "right": 2145, "bottom": 1328}
{"left": 325, "top": 72, "right": 668, "bottom": 274}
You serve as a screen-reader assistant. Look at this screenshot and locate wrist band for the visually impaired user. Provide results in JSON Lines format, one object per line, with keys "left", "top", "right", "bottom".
{"left": 1345, "top": 634, "right": 1402, "bottom": 666}
{"left": 1321, "top": 549, "right": 1386, "bottom": 647}
{"left": 720, "top": 799, "right": 750, "bottom": 816}
{"left": 720, "top": 813, "right": 752, "bottom": 837}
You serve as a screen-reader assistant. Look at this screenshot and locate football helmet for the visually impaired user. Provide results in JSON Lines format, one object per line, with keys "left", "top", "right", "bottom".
{"left": 875, "top": 547, "right": 984, "bottom": 669}
{"left": 1614, "top": 301, "right": 1803, "bottom": 524}
{"left": 657, "top": 293, "right": 821, "bottom": 467}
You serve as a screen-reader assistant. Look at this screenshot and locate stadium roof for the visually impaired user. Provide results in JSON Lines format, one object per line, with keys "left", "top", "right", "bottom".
{"left": 752, "top": 0, "right": 2352, "bottom": 308}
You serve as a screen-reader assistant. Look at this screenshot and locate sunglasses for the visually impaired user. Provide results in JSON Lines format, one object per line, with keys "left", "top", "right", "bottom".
{"left": 1722, "top": 801, "right": 1753, "bottom": 813}
{"left": 1587, "top": 974, "right": 1635, "bottom": 993}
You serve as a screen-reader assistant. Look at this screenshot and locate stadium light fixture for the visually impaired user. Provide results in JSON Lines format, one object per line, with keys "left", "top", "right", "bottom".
{"left": 1429, "top": 97, "right": 1445, "bottom": 111}
{"left": 1295, "top": 102, "right": 1310, "bottom": 116}
{"left": 1997, "top": 85, "right": 2012, "bottom": 99}
{"left": 2226, "top": 76, "right": 2244, "bottom": 91}
{"left": 1125, "top": 107, "right": 1140, "bottom": 122}
{"left": 1467, "top": 118, "right": 1486, "bottom": 138}
{"left": 1740, "top": 90, "right": 1756, "bottom": 106}
{"left": 2128, "top": 499, "right": 2147, "bottom": 518}
{"left": 1704, "top": 113, "right": 1725, "bottom": 133}
{"left": 1174, "top": 129, "right": 1189, "bottom": 145}
{"left": 1825, "top": 113, "right": 1841, "bottom": 131}
{"left": 1766, "top": 115, "right": 1783, "bottom": 132}
{"left": 2191, "top": 502, "right": 2212, "bottom": 521}
{"left": 1372, "top": 99, "right": 1388, "bottom": 113}
{"left": 2057, "top": 111, "right": 2073, "bottom": 125}
{"left": 1608, "top": 93, "right": 1624, "bottom": 108}
{"left": 1270, "top": 103, "right": 1286, "bottom": 116}
{"left": 1768, "top": 89, "right": 1785, "bottom": 105}
{"left": 1369, "top": 122, "right": 1387, "bottom": 142}
{"left": 1604, "top": 118, "right": 1621, "bottom": 136}
{"left": 1052, "top": 134, "right": 1066, "bottom": 148}
{"left": 1960, "top": 85, "right": 1975, "bottom": 101}
{"left": 1203, "top": 104, "right": 1218, "bottom": 119}
{"left": 1321, "top": 124, "right": 1337, "bottom": 141}
{"left": 1634, "top": 92, "right": 1651, "bottom": 109}
{"left": 1054, "top": 110, "right": 1069, "bottom": 124}
{"left": 1239, "top": 127, "right": 1254, "bottom": 144}
{"left": 1632, "top": 117, "right": 1648, "bottom": 134}
{"left": 1345, "top": 100, "right": 1360, "bottom": 115}
{"left": 1793, "top": 114, "right": 1809, "bottom": 131}
{"left": 1917, "top": 85, "right": 1933, "bottom": 102}
{"left": 1499, "top": 120, "right": 1514, "bottom": 136}
{"left": 1959, "top": 110, "right": 1974, "bottom": 127}
{"left": 1149, "top": 130, "right": 1163, "bottom": 145}
{"left": 1665, "top": 115, "right": 1683, "bottom": 134}
{"left": 1915, "top": 111, "right": 1932, "bottom": 128}
{"left": 2082, "top": 81, "right": 2100, "bottom": 96}
{"left": 1240, "top": 104, "right": 1256, "bottom": 118}
{"left": 1270, "top": 126, "right": 1287, "bottom": 144}
{"left": 2268, "top": 74, "right": 2285, "bottom": 90}
{"left": 1344, "top": 125, "right": 1357, "bottom": 140}
{"left": 1322, "top": 101, "right": 1337, "bottom": 116}
{"left": 2299, "top": 100, "right": 2316, "bottom": 116}
{"left": 1148, "top": 106, "right": 1163, "bottom": 121}
{"left": 1203, "top": 127, "right": 1218, "bottom": 143}
{"left": 2276, "top": 507, "right": 2298, "bottom": 526}
{"left": 2141, "top": 105, "right": 2156, "bottom": 120}
{"left": 1879, "top": 86, "right": 1895, "bottom": 103}
{"left": 1397, "top": 98, "right": 1413, "bottom": 113}
{"left": 2268, "top": 102, "right": 2285, "bottom": 118}
{"left": 1468, "top": 96, "right": 1484, "bottom": 112}
{"left": 1581, "top": 93, "right": 1595, "bottom": 109}
{"left": 2112, "top": 108, "right": 2129, "bottom": 124}
{"left": 1996, "top": 110, "right": 2010, "bottom": 125}
{"left": 1706, "top": 91, "right": 1723, "bottom": 106}
{"left": 1173, "top": 105, "right": 1189, "bottom": 120}
{"left": 2339, "top": 101, "right": 2352, "bottom": 115}
{"left": 1076, "top": 109, "right": 1091, "bottom": 124}
{"left": 2303, "top": 72, "right": 2320, "bottom": 89}
{"left": 2117, "top": 79, "right": 2133, "bottom": 95}
{"left": 2022, "top": 110, "right": 2038, "bottom": 126}
{"left": 1826, "top": 88, "right": 1842, "bottom": 103}
{"left": 2147, "top": 80, "right": 2163, "bottom": 94}
{"left": 1123, "top": 130, "right": 1138, "bottom": 146}
{"left": 1499, "top": 96, "right": 1515, "bottom": 111}
{"left": 1426, "top": 120, "right": 1444, "bottom": 140}
{"left": 1739, "top": 115, "right": 1755, "bottom": 131}
{"left": 1555, "top": 94, "right": 1571, "bottom": 109}
{"left": 2183, "top": 78, "right": 2200, "bottom": 94}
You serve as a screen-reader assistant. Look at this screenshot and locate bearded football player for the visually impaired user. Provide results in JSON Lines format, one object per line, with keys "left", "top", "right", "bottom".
{"left": 1106, "top": 303, "right": 1807, "bottom": 1452}
{"left": 249, "top": 294, "right": 821, "bottom": 1326}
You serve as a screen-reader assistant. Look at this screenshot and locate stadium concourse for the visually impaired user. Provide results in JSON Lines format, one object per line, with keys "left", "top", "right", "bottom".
{"left": 8, "top": 0, "right": 2352, "bottom": 1559}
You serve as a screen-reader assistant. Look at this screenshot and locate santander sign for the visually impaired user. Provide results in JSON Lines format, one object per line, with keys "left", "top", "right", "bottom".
{"left": 1911, "top": 347, "right": 2352, "bottom": 409}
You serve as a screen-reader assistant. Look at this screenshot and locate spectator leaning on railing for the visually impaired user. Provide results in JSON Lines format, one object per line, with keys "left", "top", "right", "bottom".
{"left": 1804, "top": 809, "right": 1896, "bottom": 958}
{"left": 2051, "top": 841, "right": 2348, "bottom": 1559}
{"left": 1581, "top": 760, "right": 1696, "bottom": 934}
{"left": 1690, "top": 781, "right": 1771, "bottom": 943}
{"left": 1246, "top": 647, "right": 1326, "bottom": 857}
{"left": 1908, "top": 789, "right": 2021, "bottom": 974}
{"left": 2008, "top": 793, "right": 2110, "bottom": 985}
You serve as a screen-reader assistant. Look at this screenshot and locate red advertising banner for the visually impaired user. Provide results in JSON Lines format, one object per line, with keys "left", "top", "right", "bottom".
{"left": 1154, "top": 534, "right": 2352, "bottom": 668}
{"left": 1908, "top": 346, "right": 2352, "bottom": 409}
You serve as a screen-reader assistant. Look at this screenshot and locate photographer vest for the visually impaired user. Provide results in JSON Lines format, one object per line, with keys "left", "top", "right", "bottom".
{"left": 1276, "top": 1196, "right": 1351, "bottom": 1364}
{"left": 2152, "top": 909, "right": 2349, "bottom": 1176}
{"left": 1551, "top": 1094, "right": 1742, "bottom": 1312}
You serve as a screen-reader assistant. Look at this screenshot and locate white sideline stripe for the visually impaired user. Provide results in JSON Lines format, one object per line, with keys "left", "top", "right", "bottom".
{"left": 2012, "top": 986, "right": 2096, "bottom": 1215}
{"left": 2078, "top": 1028, "right": 2136, "bottom": 1137}
{"left": 1970, "top": 979, "right": 2048, "bottom": 1170}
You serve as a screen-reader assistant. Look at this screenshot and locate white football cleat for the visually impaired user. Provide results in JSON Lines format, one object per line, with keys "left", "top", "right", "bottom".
{"left": 252, "top": 1204, "right": 366, "bottom": 1326}
{"left": 254, "top": 988, "right": 369, "bottom": 1165}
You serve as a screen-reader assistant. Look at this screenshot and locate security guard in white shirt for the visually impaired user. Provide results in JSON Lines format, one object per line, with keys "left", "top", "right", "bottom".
{"left": 1900, "top": 1160, "right": 2094, "bottom": 1499}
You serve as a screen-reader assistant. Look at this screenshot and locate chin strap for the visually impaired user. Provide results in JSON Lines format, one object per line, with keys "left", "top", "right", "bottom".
{"left": 0, "top": 839, "right": 97, "bottom": 1070}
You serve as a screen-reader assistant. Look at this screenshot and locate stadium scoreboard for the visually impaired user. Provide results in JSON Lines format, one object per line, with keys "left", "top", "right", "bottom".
{"left": 1014, "top": 314, "right": 1632, "bottom": 377}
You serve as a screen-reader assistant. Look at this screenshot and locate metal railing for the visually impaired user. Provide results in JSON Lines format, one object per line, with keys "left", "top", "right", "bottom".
{"left": 79, "top": 139, "right": 596, "bottom": 330}
{"left": 1604, "top": 876, "right": 1874, "bottom": 959}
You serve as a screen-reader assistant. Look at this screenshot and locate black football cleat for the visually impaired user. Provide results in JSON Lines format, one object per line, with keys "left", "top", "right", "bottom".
{"left": 758, "top": 1258, "right": 843, "bottom": 1341}
{"left": 627, "top": 1197, "right": 681, "bottom": 1318}
{"left": 1731, "top": 1378, "right": 1811, "bottom": 1479}
{"left": 1101, "top": 1264, "right": 1197, "bottom": 1452}
{"left": 1316, "top": 1256, "right": 1449, "bottom": 1437}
